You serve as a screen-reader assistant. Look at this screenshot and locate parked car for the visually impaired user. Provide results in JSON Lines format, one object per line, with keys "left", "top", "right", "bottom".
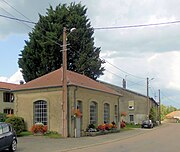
{"left": 141, "top": 120, "right": 153, "bottom": 128}
{"left": 0, "top": 122, "right": 17, "bottom": 151}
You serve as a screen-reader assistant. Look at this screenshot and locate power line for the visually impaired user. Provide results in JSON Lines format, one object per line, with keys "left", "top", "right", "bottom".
{"left": 1, "top": 13, "right": 180, "bottom": 31}
{"left": 0, "top": 6, "right": 34, "bottom": 29}
{"left": 161, "top": 91, "right": 180, "bottom": 106}
{"left": 99, "top": 66, "right": 146, "bottom": 88}
{"left": 94, "top": 20, "right": 180, "bottom": 30}
{"left": 0, "top": 14, "right": 36, "bottom": 24}
{"left": 2, "top": 0, "right": 32, "bottom": 22}
{"left": 0, "top": 3, "right": 61, "bottom": 46}
{"left": 104, "top": 69, "right": 124, "bottom": 80}
{"left": 69, "top": 45, "right": 147, "bottom": 88}
{"left": 127, "top": 79, "right": 146, "bottom": 88}
{"left": 101, "top": 57, "right": 146, "bottom": 80}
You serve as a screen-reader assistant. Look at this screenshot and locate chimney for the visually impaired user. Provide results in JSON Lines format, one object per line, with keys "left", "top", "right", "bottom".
{"left": 19, "top": 80, "right": 24, "bottom": 85}
{"left": 122, "top": 79, "right": 126, "bottom": 89}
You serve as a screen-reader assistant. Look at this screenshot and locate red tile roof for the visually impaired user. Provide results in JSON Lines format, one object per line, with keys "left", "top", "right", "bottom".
{"left": 166, "top": 111, "right": 180, "bottom": 119}
{"left": 14, "top": 68, "right": 120, "bottom": 96}
{"left": 0, "top": 82, "right": 19, "bottom": 90}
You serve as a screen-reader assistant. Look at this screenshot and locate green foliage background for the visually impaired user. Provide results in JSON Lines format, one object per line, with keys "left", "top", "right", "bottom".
{"left": 18, "top": 3, "right": 105, "bottom": 82}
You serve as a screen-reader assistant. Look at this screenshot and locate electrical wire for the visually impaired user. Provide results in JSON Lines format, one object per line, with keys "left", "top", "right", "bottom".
{"left": 69, "top": 45, "right": 147, "bottom": 89}
{"left": 127, "top": 79, "right": 146, "bottom": 88}
{"left": 1, "top": 0, "right": 32, "bottom": 22}
{"left": 161, "top": 91, "right": 180, "bottom": 107}
{"left": 0, "top": 2, "right": 61, "bottom": 46}
{"left": 0, "top": 6, "right": 33, "bottom": 29}
{"left": 0, "top": 14, "right": 36, "bottom": 24}
{"left": 94, "top": 20, "right": 180, "bottom": 30}
{"left": 1, "top": 12, "right": 180, "bottom": 31}
{"left": 100, "top": 57, "right": 146, "bottom": 80}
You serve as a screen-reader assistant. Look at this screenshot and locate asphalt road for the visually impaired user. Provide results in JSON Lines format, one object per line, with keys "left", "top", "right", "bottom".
{"left": 2, "top": 123, "right": 180, "bottom": 152}
{"left": 67, "top": 123, "right": 180, "bottom": 152}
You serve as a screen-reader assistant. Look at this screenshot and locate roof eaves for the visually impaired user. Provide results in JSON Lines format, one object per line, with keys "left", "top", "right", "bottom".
{"left": 0, "top": 88, "right": 11, "bottom": 91}
{"left": 12, "top": 85, "right": 63, "bottom": 92}
{"left": 70, "top": 84, "right": 122, "bottom": 97}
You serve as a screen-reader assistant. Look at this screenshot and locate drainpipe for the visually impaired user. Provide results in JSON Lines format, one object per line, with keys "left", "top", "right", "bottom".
{"left": 118, "top": 96, "right": 121, "bottom": 130}
{"left": 74, "top": 86, "right": 78, "bottom": 137}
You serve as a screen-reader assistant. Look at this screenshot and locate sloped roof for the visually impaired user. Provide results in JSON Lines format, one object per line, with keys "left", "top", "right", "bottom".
{"left": 0, "top": 82, "right": 19, "bottom": 90}
{"left": 99, "top": 80, "right": 159, "bottom": 105}
{"left": 166, "top": 111, "right": 180, "bottom": 119}
{"left": 14, "top": 68, "right": 120, "bottom": 96}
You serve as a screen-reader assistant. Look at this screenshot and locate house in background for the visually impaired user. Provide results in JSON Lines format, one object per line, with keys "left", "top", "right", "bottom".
{"left": 13, "top": 68, "right": 122, "bottom": 137}
{"left": 164, "top": 111, "right": 180, "bottom": 123}
{"left": 100, "top": 81, "right": 159, "bottom": 124}
{"left": 0, "top": 82, "right": 18, "bottom": 115}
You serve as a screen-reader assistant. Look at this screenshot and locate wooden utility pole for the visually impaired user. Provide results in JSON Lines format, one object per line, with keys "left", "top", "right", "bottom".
{"left": 147, "top": 77, "right": 149, "bottom": 119}
{"left": 159, "top": 89, "right": 161, "bottom": 125}
{"left": 62, "top": 27, "right": 68, "bottom": 137}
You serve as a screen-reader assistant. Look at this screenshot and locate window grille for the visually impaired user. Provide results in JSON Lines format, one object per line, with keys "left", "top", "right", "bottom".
{"left": 90, "top": 101, "right": 97, "bottom": 124}
{"left": 34, "top": 100, "right": 47, "bottom": 125}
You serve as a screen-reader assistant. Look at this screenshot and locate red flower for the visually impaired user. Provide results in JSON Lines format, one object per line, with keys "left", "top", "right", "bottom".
{"left": 31, "top": 123, "right": 48, "bottom": 134}
{"left": 97, "top": 125, "right": 105, "bottom": 131}
{"left": 73, "top": 109, "right": 82, "bottom": 118}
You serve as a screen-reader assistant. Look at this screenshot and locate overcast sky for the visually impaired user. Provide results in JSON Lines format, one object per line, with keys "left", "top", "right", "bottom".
{"left": 0, "top": 0, "right": 180, "bottom": 108}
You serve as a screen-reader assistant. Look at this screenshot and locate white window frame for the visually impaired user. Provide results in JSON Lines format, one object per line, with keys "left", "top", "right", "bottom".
{"left": 104, "top": 103, "right": 110, "bottom": 123}
{"left": 34, "top": 100, "right": 48, "bottom": 125}
{"left": 128, "top": 100, "right": 135, "bottom": 110}
{"left": 90, "top": 101, "right": 98, "bottom": 124}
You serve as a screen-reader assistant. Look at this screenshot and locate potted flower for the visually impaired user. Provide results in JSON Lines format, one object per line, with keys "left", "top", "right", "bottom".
{"left": 31, "top": 122, "right": 48, "bottom": 135}
{"left": 73, "top": 109, "right": 82, "bottom": 118}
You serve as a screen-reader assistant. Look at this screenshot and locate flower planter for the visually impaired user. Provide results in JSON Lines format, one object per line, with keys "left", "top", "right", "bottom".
{"left": 86, "top": 131, "right": 97, "bottom": 136}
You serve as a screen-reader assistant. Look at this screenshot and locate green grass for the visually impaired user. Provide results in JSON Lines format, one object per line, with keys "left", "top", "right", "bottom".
{"left": 125, "top": 123, "right": 141, "bottom": 129}
{"left": 18, "top": 131, "right": 32, "bottom": 137}
{"left": 44, "top": 131, "right": 62, "bottom": 138}
{"left": 19, "top": 130, "right": 62, "bottom": 138}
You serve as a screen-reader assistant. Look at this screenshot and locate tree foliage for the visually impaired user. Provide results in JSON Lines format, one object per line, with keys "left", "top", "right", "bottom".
{"left": 160, "top": 104, "right": 177, "bottom": 120}
{"left": 149, "top": 107, "right": 157, "bottom": 122}
{"left": 18, "top": 3, "right": 105, "bottom": 82}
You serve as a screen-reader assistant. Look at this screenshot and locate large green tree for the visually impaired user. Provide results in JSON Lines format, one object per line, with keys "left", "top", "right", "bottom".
{"left": 18, "top": 3, "right": 105, "bottom": 82}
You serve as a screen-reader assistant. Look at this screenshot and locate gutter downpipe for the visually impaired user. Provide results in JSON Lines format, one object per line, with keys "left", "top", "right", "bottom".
{"left": 74, "top": 86, "right": 78, "bottom": 138}
{"left": 118, "top": 96, "right": 121, "bottom": 130}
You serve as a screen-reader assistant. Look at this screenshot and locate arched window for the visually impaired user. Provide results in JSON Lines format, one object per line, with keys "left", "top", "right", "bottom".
{"left": 77, "top": 101, "right": 82, "bottom": 114}
{"left": 90, "top": 101, "right": 97, "bottom": 124}
{"left": 104, "top": 103, "right": 110, "bottom": 123}
{"left": 114, "top": 105, "right": 118, "bottom": 124}
{"left": 34, "top": 100, "right": 47, "bottom": 125}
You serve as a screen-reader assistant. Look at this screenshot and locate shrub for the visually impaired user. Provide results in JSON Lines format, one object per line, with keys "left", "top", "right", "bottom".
{"left": 31, "top": 123, "right": 48, "bottom": 135}
{"left": 0, "top": 113, "right": 7, "bottom": 122}
{"left": 86, "top": 124, "right": 97, "bottom": 132}
{"left": 5, "top": 116, "right": 25, "bottom": 135}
